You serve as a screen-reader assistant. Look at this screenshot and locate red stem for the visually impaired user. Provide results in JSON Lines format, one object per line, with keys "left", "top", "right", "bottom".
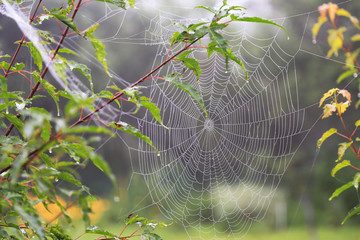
{"left": 4, "top": 0, "right": 83, "bottom": 137}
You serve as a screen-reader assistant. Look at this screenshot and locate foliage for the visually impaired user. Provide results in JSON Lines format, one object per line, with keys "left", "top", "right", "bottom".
{"left": 0, "top": 0, "right": 286, "bottom": 239}
{"left": 314, "top": 2, "right": 360, "bottom": 224}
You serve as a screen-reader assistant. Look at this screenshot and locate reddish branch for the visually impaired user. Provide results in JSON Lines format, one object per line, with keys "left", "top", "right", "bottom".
{"left": 4, "top": 0, "right": 84, "bottom": 137}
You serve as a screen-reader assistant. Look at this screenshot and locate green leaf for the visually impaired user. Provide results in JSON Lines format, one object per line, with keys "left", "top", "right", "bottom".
{"left": 179, "top": 57, "right": 201, "bottom": 81}
{"left": 14, "top": 205, "right": 45, "bottom": 239}
{"left": 0, "top": 75, "right": 9, "bottom": 114}
{"left": 58, "top": 48, "right": 78, "bottom": 56}
{"left": 127, "top": 0, "right": 135, "bottom": 8}
{"left": 142, "top": 233, "right": 162, "bottom": 240}
{"left": 231, "top": 16, "right": 289, "bottom": 39}
{"left": 140, "top": 99, "right": 168, "bottom": 129}
{"left": 93, "top": 0, "right": 126, "bottom": 9}
{"left": 331, "top": 160, "right": 351, "bottom": 177}
{"left": 226, "top": 48, "right": 248, "bottom": 81}
{"left": 208, "top": 23, "right": 228, "bottom": 53}
{"left": 165, "top": 73, "right": 208, "bottom": 117}
{"left": 329, "top": 181, "right": 353, "bottom": 201}
{"left": 337, "top": 142, "right": 352, "bottom": 162}
{"left": 337, "top": 69, "right": 358, "bottom": 83}
{"left": 33, "top": 71, "right": 60, "bottom": 116}
{"left": 1, "top": 113, "right": 24, "bottom": 136}
{"left": 67, "top": 60, "right": 93, "bottom": 92}
{"left": 64, "top": 125, "right": 113, "bottom": 135}
{"left": 90, "top": 154, "right": 116, "bottom": 186}
{"left": 195, "top": 6, "right": 217, "bottom": 14}
{"left": 342, "top": 204, "right": 360, "bottom": 224}
{"left": 0, "top": 135, "right": 24, "bottom": 145}
{"left": 317, "top": 128, "right": 337, "bottom": 148}
{"left": 85, "top": 23, "right": 110, "bottom": 77}
{"left": 56, "top": 172, "right": 82, "bottom": 187}
{"left": 40, "top": 119, "right": 52, "bottom": 142}
{"left": 26, "top": 42, "right": 43, "bottom": 72}
{"left": 86, "top": 225, "right": 116, "bottom": 237}
{"left": 110, "top": 121, "right": 158, "bottom": 153}
{"left": 51, "top": 13, "right": 80, "bottom": 35}
{"left": 353, "top": 172, "right": 360, "bottom": 190}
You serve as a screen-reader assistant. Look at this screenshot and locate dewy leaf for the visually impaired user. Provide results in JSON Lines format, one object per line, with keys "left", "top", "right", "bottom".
{"left": 342, "top": 204, "right": 360, "bottom": 224}
{"left": 1, "top": 113, "right": 24, "bottom": 137}
{"left": 337, "top": 142, "right": 353, "bottom": 162}
{"left": 140, "top": 99, "right": 168, "bottom": 129}
{"left": 331, "top": 160, "right": 351, "bottom": 177}
{"left": 51, "top": 13, "right": 80, "bottom": 35}
{"left": 329, "top": 181, "right": 353, "bottom": 201}
{"left": 26, "top": 42, "right": 43, "bottom": 72}
{"left": 353, "top": 172, "right": 360, "bottom": 190}
{"left": 110, "top": 121, "right": 158, "bottom": 153}
{"left": 85, "top": 23, "right": 111, "bottom": 77}
{"left": 231, "top": 16, "right": 289, "bottom": 39}
{"left": 181, "top": 58, "right": 201, "bottom": 81}
{"left": 208, "top": 23, "right": 228, "bottom": 53}
{"left": 93, "top": 0, "right": 126, "bottom": 9}
{"left": 226, "top": 48, "right": 248, "bottom": 81}
{"left": 67, "top": 60, "right": 93, "bottom": 92}
{"left": 337, "top": 69, "right": 358, "bottom": 83}
{"left": 33, "top": 71, "right": 60, "bottom": 116}
{"left": 86, "top": 225, "right": 115, "bottom": 237}
{"left": 165, "top": 73, "right": 208, "bottom": 117}
{"left": 317, "top": 128, "right": 337, "bottom": 148}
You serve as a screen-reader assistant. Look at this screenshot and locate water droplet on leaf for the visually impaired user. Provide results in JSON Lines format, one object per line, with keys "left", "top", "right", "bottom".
{"left": 157, "top": 153, "right": 160, "bottom": 157}
{"left": 312, "top": 39, "right": 317, "bottom": 44}
{"left": 353, "top": 73, "right": 358, "bottom": 78}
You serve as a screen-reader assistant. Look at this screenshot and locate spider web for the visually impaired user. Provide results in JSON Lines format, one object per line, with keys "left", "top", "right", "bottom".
{"left": 2, "top": 0, "right": 357, "bottom": 239}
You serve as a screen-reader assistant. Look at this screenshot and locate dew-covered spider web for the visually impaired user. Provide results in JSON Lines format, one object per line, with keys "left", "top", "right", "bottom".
{"left": 2, "top": 0, "right": 358, "bottom": 239}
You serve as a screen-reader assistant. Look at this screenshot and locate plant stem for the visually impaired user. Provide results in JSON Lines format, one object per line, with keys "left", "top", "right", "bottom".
{"left": 70, "top": 35, "right": 204, "bottom": 128}
{"left": 4, "top": 0, "right": 83, "bottom": 137}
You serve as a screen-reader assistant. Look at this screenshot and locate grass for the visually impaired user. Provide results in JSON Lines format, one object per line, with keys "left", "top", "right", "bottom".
{"left": 70, "top": 221, "right": 360, "bottom": 240}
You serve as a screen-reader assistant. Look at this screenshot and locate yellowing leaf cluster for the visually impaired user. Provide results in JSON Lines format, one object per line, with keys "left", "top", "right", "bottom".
{"left": 319, "top": 88, "right": 352, "bottom": 119}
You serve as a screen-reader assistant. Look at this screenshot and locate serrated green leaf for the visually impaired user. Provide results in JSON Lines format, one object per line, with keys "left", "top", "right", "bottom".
{"left": 90, "top": 154, "right": 116, "bottom": 186}
{"left": 329, "top": 181, "right": 353, "bottom": 201}
{"left": 67, "top": 60, "right": 93, "bottom": 92}
{"left": 140, "top": 99, "right": 168, "bottom": 129}
{"left": 231, "top": 16, "right": 289, "bottom": 38}
{"left": 86, "top": 24, "right": 110, "bottom": 77}
{"left": 110, "top": 121, "right": 158, "bottom": 152}
{"left": 0, "top": 135, "right": 24, "bottom": 145}
{"left": 142, "top": 233, "right": 162, "bottom": 240}
{"left": 1, "top": 113, "right": 24, "bottom": 136}
{"left": 208, "top": 23, "right": 228, "bottom": 53}
{"left": 226, "top": 48, "right": 248, "bottom": 81}
{"left": 14, "top": 205, "right": 45, "bottom": 239}
{"left": 56, "top": 172, "right": 82, "bottom": 187}
{"left": 317, "top": 128, "right": 337, "bottom": 148}
{"left": 337, "top": 69, "right": 358, "bottom": 84}
{"left": 32, "top": 71, "right": 60, "bottom": 116}
{"left": 331, "top": 160, "right": 351, "bottom": 177}
{"left": 86, "top": 225, "right": 116, "bottom": 237}
{"left": 165, "top": 73, "right": 208, "bottom": 117}
{"left": 195, "top": 6, "right": 217, "bottom": 14}
{"left": 51, "top": 12, "right": 79, "bottom": 35}
{"left": 342, "top": 204, "right": 360, "bottom": 224}
{"left": 41, "top": 119, "right": 52, "bottom": 142}
{"left": 180, "top": 58, "right": 201, "bottom": 81}
{"left": 58, "top": 48, "right": 78, "bottom": 56}
{"left": 93, "top": 0, "right": 126, "bottom": 9}
{"left": 337, "top": 142, "right": 352, "bottom": 162}
{"left": 26, "top": 42, "right": 43, "bottom": 72}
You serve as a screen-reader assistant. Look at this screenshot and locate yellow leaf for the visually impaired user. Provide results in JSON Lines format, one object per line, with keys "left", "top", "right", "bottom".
{"left": 336, "top": 8, "right": 351, "bottom": 18}
{"left": 312, "top": 16, "right": 328, "bottom": 41}
{"left": 323, "top": 103, "right": 336, "bottom": 119}
{"left": 327, "top": 28, "right": 346, "bottom": 58}
{"left": 328, "top": 3, "right": 339, "bottom": 23}
{"left": 319, "top": 88, "right": 339, "bottom": 107}
{"left": 337, "top": 101, "right": 350, "bottom": 115}
{"left": 317, "top": 128, "right": 337, "bottom": 148}
{"left": 351, "top": 34, "right": 360, "bottom": 42}
{"left": 355, "top": 120, "right": 360, "bottom": 127}
{"left": 350, "top": 16, "right": 360, "bottom": 30}
{"left": 338, "top": 89, "right": 351, "bottom": 103}
{"left": 337, "top": 142, "right": 353, "bottom": 162}
{"left": 331, "top": 160, "right": 351, "bottom": 177}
